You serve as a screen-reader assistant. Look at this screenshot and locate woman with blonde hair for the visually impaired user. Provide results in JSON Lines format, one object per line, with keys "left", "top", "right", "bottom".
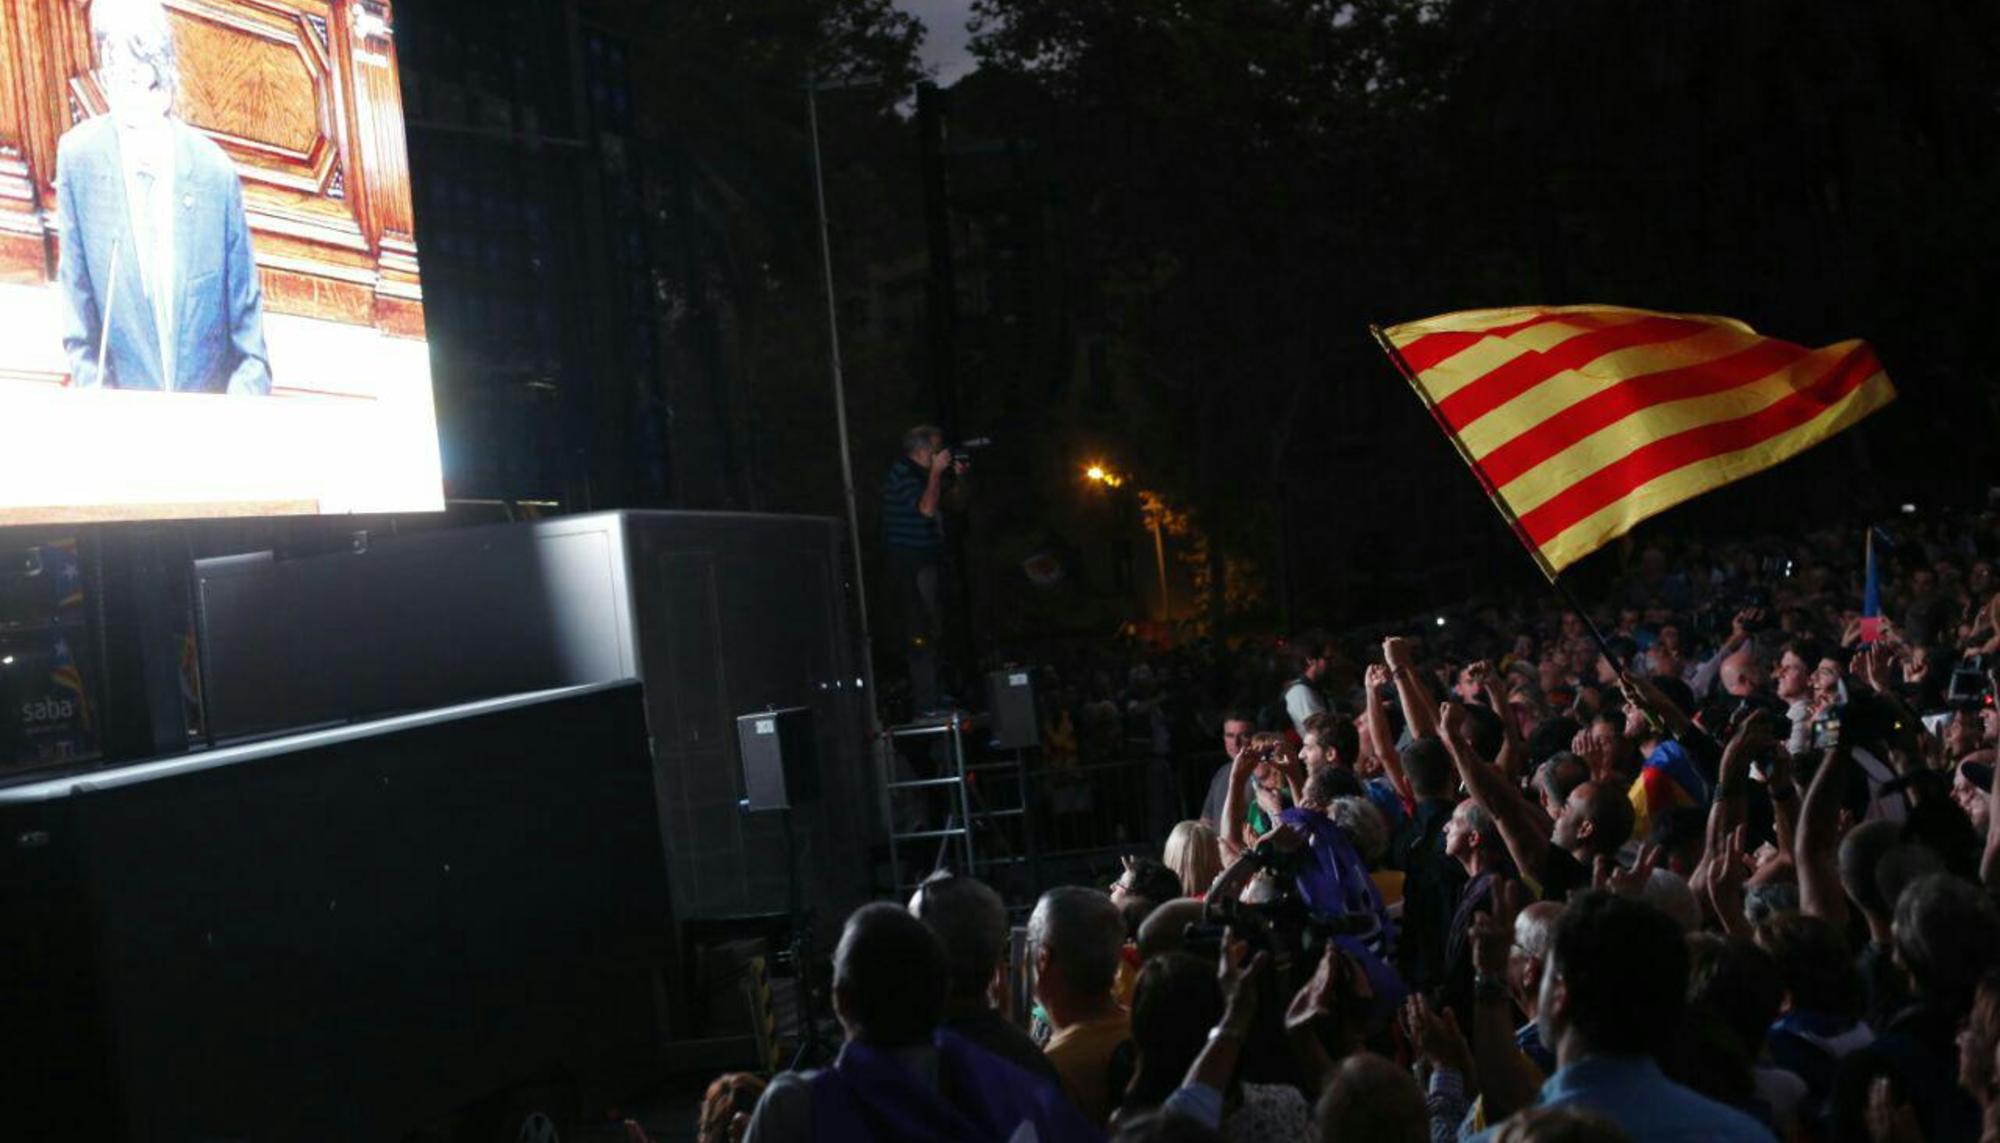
{"left": 1163, "top": 820, "right": 1223, "bottom": 900}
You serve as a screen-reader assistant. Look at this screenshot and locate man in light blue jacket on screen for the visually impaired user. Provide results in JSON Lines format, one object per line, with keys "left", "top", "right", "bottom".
{"left": 55, "top": 0, "right": 271, "bottom": 395}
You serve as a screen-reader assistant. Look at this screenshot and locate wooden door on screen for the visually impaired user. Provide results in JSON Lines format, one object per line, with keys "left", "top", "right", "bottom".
{"left": 0, "top": 0, "right": 422, "bottom": 348}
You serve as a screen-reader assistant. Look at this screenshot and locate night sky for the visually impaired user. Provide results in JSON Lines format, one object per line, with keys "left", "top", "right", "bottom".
{"left": 896, "top": 0, "right": 977, "bottom": 83}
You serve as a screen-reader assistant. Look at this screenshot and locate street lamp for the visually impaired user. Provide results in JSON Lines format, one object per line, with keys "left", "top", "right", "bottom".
{"left": 1083, "top": 462, "right": 1169, "bottom": 621}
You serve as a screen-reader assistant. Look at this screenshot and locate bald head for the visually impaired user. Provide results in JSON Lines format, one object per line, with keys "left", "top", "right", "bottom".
{"left": 1720, "top": 648, "right": 1766, "bottom": 698}
{"left": 1029, "top": 887, "right": 1125, "bottom": 1001}
{"left": 1553, "top": 780, "right": 1635, "bottom": 860}
{"left": 1136, "top": 898, "right": 1207, "bottom": 962}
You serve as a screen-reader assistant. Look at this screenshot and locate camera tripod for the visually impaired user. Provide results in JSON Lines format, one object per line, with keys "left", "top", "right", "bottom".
{"left": 774, "top": 807, "right": 839, "bottom": 1070}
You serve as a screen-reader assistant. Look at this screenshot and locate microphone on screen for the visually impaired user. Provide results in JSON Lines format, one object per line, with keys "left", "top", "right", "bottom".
{"left": 91, "top": 235, "right": 123, "bottom": 389}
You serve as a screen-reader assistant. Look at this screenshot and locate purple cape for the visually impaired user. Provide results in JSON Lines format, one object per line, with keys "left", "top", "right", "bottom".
{"left": 811, "top": 1027, "right": 1102, "bottom": 1143}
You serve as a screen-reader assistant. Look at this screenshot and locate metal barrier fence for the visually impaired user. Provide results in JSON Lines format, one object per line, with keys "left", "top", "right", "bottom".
{"left": 877, "top": 716, "right": 1221, "bottom": 909}
{"left": 1034, "top": 755, "right": 1174, "bottom": 861}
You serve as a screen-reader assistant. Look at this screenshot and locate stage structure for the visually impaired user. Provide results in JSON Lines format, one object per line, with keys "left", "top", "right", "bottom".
{"left": 0, "top": 681, "right": 670, "bottom": 1139}
{"left": 190, "top": 510, "right": 880, "bottom": 939}
{"left": 0, "top": 0, "right": 421, "bottom": 357}
{"left": 0, "top": 0, "right": 444, "bottom": 522}
{"left": 0, "top": 510, "right": 881, "bottom": 1135}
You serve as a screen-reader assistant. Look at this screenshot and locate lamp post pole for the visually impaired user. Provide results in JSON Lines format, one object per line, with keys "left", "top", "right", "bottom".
{"left": 1150, "top": 515, "right": 1170, "bottom": 621}
{"left": 1091, "top": 465, "right": 1174, "bottom": 624}
{"left": 807, "top": 77, "right": 877, "bottom": 729}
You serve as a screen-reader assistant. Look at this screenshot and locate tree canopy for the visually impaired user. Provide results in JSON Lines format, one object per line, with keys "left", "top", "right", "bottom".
{"left": 959, "top": 0, "right": 2000, "bottom": 627}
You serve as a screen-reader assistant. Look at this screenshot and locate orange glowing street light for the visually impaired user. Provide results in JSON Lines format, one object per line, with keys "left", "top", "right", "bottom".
{"left": 1082, "top": 461, "right": 1166, "bottom": 616}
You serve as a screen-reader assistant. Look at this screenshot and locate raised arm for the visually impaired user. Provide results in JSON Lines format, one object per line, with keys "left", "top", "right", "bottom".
{"left": 1478, "top": 663, "right": 1528, "bottom": 784}
{"left": 1385, "top": 636, "right": 1439, "bottom": 742}
{"left": 1365, "top": 663, "right": 1416, "bottom": 808}
{"left": 940, "top": 458, "right": 970, "bottom": 512}
{"left": 1707, "top": 823, "right": 1752, "bottom": 937}
{"left": 1690, "top": 607, "right": 1761, "bottom": 698}
{"left": 1191, "top": 936, "right": 1265, "bottom": 1089}
{"left": 1796, "top": 744, "right": 1851, "bottom": 931}
{"left": 1764, "top": 739, "right": 1800, "bottom": 864}
{"left": 1271, "top": 736, "right": 1307, "bottom": 807}
{"left": 1283, "top": 944, "right": 1346, "bottom": 1100}
{"left": 1977, "top": 596, "right": 2000, "bottom": 656}
{"left": 1220, "top": 742, "right": 1257, "bottom": 861}
{"left": 1161, "top": 935, "right": 1269, "bottom": 1131}
{"left": 1466, "top": 879, "right": 1541, "bottom": 1121}
{"left": 917, "top": 450, "right": 951, "bottom": 517}
{"left": 1709, "top": 714, "right": 1765, "bottom": 852}
{"left": 1440, "top": 702, "right": 1551, "bottom": 880}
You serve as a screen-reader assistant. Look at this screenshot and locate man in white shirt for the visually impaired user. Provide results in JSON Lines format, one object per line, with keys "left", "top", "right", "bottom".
{"left": 1282, "top": 629, "right": 1336, "bottom": 737}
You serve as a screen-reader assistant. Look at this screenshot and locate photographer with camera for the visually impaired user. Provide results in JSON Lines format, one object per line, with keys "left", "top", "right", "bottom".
{"left": 881, "top": 425, "right": 970, "bottom": 713}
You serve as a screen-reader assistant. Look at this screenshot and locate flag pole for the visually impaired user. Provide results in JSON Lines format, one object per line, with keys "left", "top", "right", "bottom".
{"left": 1860, "top": 525, "right": 1882, "bottom": 646}
{"left": 1367, "top": 323, "right": 1630, "bottom": 675}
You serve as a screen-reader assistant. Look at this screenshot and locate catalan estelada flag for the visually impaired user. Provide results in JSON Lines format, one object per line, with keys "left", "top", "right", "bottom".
{"left": 49, "top": 637, "right": 91, "bottom": 730}
{"left": 1376, "top": 305, "right": 1896, "bottom": 575}
{"left": 41, "top": 538, "right": 83, "bottom": 610}
{"left": 1861, "top": 526, "right": 1887, "bottom": 644}
{"left": 1628, "top": 737, "right": 1708, "bottom": 842}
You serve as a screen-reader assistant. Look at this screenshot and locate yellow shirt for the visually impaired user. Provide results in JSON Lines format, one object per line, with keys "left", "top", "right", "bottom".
{"left": 1112, "top": 953, "right": 1140, "bottom": 1009}
{"left": 1371, "top": 869, "right": 1406, "bottom": 907}
{"left": 1044, "top": 1009, "right": 1132, "bottom": 1127}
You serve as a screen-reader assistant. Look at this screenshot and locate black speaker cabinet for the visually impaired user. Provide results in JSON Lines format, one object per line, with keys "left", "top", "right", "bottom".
{"left": 736, "top": 706, "right": 820, "bottom": 811}
{"left": 986, "top": 668, "right": 1041, "bottom": 750}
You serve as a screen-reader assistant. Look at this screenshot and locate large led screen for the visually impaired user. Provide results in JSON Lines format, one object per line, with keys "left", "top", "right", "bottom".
{"left": 0, "top": 0, "right": 442, "bottom": 524}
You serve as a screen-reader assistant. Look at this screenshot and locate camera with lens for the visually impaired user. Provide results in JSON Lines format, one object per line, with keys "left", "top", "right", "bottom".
{"left": 1736, "top": 589, "right": 1772, "bottom": 631}
{"left": 1947, "top": 653, "right": 1990, "bottom": 706}
{"left": 1181, "top": 839, "right": 1382, "bottom": 982}
{"left": 1808, "top": 689, "right": 1904, "bottom": 755}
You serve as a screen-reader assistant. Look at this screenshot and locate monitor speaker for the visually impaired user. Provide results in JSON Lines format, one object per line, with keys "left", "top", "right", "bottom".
{"left": 986, "top": 669, "right": 1040, "bottom": 750}
{"left": 736, "top": 706, "right": 820, "bottom": 811}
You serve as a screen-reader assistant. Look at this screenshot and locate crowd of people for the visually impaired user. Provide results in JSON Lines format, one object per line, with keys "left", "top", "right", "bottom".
{"left": 685, "top": 507, "right": 2000, "bottom": 1142}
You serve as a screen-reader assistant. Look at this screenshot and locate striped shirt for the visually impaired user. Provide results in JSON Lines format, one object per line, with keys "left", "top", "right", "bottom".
{"left": 883, "top": 458, "right": 942, "bottom": 552}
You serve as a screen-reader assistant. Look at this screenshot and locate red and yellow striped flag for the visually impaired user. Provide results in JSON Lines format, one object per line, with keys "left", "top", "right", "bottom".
{"left": 1377, "top": 304, "right": 1896, "bottom": 575}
